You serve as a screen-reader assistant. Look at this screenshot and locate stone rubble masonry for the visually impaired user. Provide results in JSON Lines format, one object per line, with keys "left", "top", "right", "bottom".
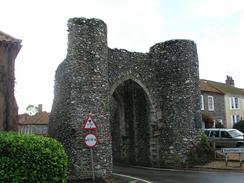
{"left": 49, "top": 18, "right": 111, "bottom": 180}
{"left": 0, "top": 32, "right": 22, "bottom": 131}
{"left": 49, "top": 17, "right": 202, "bottom": 180}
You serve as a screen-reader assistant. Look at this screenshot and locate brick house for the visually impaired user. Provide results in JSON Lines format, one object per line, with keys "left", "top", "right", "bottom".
{"left": 200, "top": 76, "right": 244, "bottom": 128}
{"left": 200, "top": 79, "right": 225, "bottom": 128}
{"left": 0, "top": 31, "right": 21, "bottom": 131}
{"left": 18, "top": 105, "right": 49, "bottom": 135}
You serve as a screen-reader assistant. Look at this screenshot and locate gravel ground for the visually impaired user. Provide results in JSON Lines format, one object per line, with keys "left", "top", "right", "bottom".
{"left": 194, "top": 151, "right": 244, "bottom": 171}
{"left": 68, "top": 175, "right": 135, "bottom": 183}
{"left": 195, "top": 160, "right": 244, "bottom": 171}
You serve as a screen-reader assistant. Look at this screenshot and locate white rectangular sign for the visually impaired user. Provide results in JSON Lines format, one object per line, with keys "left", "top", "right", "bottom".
{"left": 222, "top": 148, "right": 244, "bottom": 154}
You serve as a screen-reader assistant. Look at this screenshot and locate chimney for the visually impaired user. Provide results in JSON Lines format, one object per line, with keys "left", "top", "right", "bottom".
{"left": 38, "top": 104, "right": 43, "bottom": 114}
{"left": 225, "top": 75, "right": 235, "bottom": 86}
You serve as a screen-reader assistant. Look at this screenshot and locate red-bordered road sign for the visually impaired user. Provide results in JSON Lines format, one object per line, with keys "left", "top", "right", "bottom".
{"left": 84, "top": 133, "right": 98, "bottom": 148}
{"left": 81, "top": 114, "right": 98, "bottom": 130}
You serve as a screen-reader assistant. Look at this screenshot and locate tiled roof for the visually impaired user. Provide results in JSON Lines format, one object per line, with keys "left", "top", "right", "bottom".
{"left": 18, "top": 112, "right": 49, "bottom": 125}
{"left": 0, "top": 30, "right": 22, "bottom": 43}
{"left": 240, "top": 89, "right": 244, "bottom": 93}
{"left": 201, "top": 79, "right": 244, "bottom": 96}
{"left": 199, "top": 80, "right": 224, "bottom": 94}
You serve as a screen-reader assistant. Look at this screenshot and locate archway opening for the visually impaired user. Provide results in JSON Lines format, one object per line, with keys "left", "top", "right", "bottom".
{"left": 110, "top": 79, "right": 151, "bottom": 166}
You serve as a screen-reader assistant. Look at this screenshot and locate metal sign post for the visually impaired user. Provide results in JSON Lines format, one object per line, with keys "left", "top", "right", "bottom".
{"left": 82, "top": 114, "right": 98, "bottom": 130}
{"left": 90, "top": 148, "right": 95, "bottom": 181}
{"left": 84, "top": 133, "right": 98, "bottom": 180}
{"left": 82, "top": 114, "right": 98, "bottom": 181}
{"left": 222, "top": 148, "right": 244, "bottom": 167}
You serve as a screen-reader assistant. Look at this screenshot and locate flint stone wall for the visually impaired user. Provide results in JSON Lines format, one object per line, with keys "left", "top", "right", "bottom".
{"left": 49, "top": 17, "right": 202, "bottom": 180}
{"left": 0, "top": 38, "right": 21, "bottom": 131}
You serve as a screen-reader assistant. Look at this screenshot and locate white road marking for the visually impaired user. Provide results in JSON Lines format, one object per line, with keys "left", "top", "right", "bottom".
{"left": 113, "top": 173, "right": 153, "bottom": 183}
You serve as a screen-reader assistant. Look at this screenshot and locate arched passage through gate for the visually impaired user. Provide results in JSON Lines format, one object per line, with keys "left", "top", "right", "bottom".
{"left": 110, "top": 78, "right": 157, "bottom": 166}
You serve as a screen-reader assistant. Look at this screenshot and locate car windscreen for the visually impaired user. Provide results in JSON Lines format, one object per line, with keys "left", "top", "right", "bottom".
{"left": 228, "top": 130, "right": 243, "bottom": 137}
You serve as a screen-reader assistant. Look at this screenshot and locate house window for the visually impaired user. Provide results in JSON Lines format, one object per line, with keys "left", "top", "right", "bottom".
{"left": 231, "top": 115, "right": 241, "bottom": 125}
{"left": 235, "top": 97, "right": 239, "bottom": 108}
{"left": 201, "top": 95, "right": 204, "bottom": 110}
{"left": 237, "top": 115, "right": 240, "bottom": 122}
{"left": 230, "top": 97, "right": 239, "bottom": 109}
{"left": 208, "top": 96, "right": 214, "bottom": 111}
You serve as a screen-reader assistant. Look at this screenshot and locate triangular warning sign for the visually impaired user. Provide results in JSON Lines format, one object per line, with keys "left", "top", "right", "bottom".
{"left": 81, "top": 114, "right": 97, "bottom": 130}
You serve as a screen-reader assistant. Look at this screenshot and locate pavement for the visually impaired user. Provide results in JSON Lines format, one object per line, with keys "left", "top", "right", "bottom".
{"left": 194, "top": 152, "right": 244, "bottom": 172}
{"left": 195, "top": 160, "right": 244, "bottom": 171}
{"left": 112, "top": 153, "right": 244, "bottom": 183}
{"left": 80, "top": 153, "right": 244, "bottom": 182}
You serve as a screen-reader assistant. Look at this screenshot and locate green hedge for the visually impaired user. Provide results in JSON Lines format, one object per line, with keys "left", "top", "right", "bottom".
{"left": 0, "top": 132, "right": 68, "bottom": 183}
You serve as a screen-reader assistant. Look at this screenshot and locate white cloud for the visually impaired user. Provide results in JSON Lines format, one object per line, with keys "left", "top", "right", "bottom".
{"left": 98, "top": 0, "right": 166, "bottom": 51}
{"left": 189, "top": 0, "right": 242, "bottom": 19}
{"left": 3, "top": 0, "right": 165, "bottom": 113}
{"left": 1, "top": 0, "right": 244, "bottom": 112}
{"left": 178, "top": 0, "right": 244, "bottom": 87}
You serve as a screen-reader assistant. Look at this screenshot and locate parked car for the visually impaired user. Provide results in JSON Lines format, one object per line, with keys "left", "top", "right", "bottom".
{"left": 204, "top": 128, "right": 244, "bottom": 148}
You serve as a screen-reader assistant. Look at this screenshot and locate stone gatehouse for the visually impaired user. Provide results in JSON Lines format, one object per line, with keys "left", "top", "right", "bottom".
{"left": 48, "top": 17, "right": 202, "bottom": 180}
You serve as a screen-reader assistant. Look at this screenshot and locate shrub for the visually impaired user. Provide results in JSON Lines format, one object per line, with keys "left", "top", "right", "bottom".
{"left": 186, "top": 133, "right": 214, "bottom": 167}
{"left": 215, "top": 122, "right": 224, "bottom": 128}
{"left": 202, "top": 113, "right": 214, "bottom": 128}
{"left": 0, "top": 132, "right": 68, "bottom": 183}
{"left": 233, "top": 120, "right": 244, "bottom": 133}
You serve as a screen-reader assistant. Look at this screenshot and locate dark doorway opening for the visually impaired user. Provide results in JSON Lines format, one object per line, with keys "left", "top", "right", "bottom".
{"left": 110, "top": 79, "right": 151, "bottom": 166}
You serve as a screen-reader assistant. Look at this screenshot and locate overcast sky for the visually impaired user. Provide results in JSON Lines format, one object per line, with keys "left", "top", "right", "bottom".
{"left": 0, "top": 0, "right": 243, "bottom": 113}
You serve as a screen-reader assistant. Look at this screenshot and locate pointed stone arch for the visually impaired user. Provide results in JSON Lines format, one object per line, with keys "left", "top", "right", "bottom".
{"left": 109, "top": 76, "right": 159, "bottom": 166}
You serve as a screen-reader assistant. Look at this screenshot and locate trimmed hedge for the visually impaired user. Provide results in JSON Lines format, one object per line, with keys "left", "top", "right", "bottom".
{"left": 0, "top": 132, "right": 68, "bottom": 183}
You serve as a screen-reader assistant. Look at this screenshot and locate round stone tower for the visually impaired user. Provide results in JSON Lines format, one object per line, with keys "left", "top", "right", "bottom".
{"left": 149, "top": 40, "right": 202, "bottom": 166}
{"left": 48, "top": 17, "right": 112, "bottom": 180}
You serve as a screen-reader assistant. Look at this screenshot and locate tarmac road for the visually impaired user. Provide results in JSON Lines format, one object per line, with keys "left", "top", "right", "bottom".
{"left": 113, "top": 165, "right": 244, "bottom": 183}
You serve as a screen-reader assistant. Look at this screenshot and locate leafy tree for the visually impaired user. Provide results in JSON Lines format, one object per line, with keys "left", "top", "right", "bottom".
{"left": 233, "top": 120, "right": 244, "bottom": 133}
{"left": 202, "top": 112, "right": 214, "bottom": 128}
{"left": 186, "top": 133, "right": 214, "bottom": 167}
{"left": 26, "top": 105, "right": 38, "bottom": 116}
{"left": 215, "top": 122, "right": 224, "bottom": 128}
